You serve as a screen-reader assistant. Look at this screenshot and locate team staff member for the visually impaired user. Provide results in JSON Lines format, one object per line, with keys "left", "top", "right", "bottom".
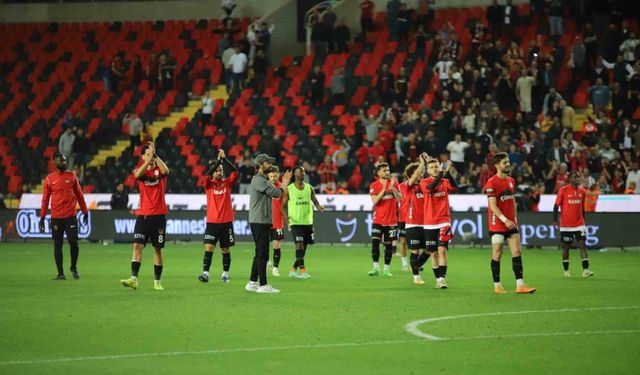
{"left": 121, "top": 142, "right": 170, "bottom": 291}
{"left": 553, "top": 171, "right": 594, "bottom": 278}
{"left": 283, "top": 166, "right": 325, "bottom": 279}
{"left": 268, "top": 166, "right": 285, "bottom": 277}
{"left": 245, "top": 154, "right": 292, "bottom": 294}
{"left": 199, "top": 149, "right": 238, "bottom": 284}
{"left": 368, "top": 163, "right": 402, "bottom": 277}
{"left": 485, "top": 152, "right": 536, "bottom": 295}
{"left": 39, "top": 152, "right": 89, "bottom": 280}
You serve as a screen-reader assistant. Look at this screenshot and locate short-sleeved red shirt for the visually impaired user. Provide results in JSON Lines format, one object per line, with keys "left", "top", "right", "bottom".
{"left": 271, "top": 181, "right": 284, "bottom": 229}
{"left": 370, "top": 179, "right": 399, "bottom": 226}
{"left": 555, "top": 184, "right": 586, "bottom": 230}
{"left": 485, "top": 175, "right": 517, "bottom": 232}
{"left": 404, "top": 183, "right": 425, "bottom": 226}
{"left": 136, "top": 165, "right": 168, "bottom": 216}
{"left": 420, "top": 176, "right": 455, "bottom": 228}
{"left": 398, "top": 181, "right": 410, "bottom": 223}
{"left": 204, "top": 171, "right": 238, "bottom": 223}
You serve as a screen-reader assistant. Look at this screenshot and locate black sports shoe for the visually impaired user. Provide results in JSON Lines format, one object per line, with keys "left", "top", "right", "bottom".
{"left": 70, "top": 268, "right": 80, "bottom": 280}
{"left": 198, "top": 273, "right": 209, "bottom": 283}
{"left": 53, "top": 274, "right": 66, "bottom": 280}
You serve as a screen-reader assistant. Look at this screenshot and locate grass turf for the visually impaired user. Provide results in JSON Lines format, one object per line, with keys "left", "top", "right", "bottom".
{"left": 0, "top": 242, "right": 639, "bottom": 375}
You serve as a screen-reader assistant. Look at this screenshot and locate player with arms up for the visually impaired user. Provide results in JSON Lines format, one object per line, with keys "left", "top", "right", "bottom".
{"left": 39, "top": 152, "right": 89, "bottom": 280}
{"left": 553, "top": 171, "right": 594, "bottom": 278}
{"left": 198, "top": 149, "right": 239, "bottom": 284}
{"left": 368, "top": 163, "right": 402, "bottom": 276}
{"left": 485, "top": 152, "right": 536, "bottom": 294}
{"left": 267, "top": 166, "right": 285, "bottom": 277}
{"left": 283, "top": 166, "right": 325, "bottom": 279}
{"left": 420, "top": 157, "right": 457, "bottom": 288}
{"left": 121, "top": 142, "right": 170, "bottom": 290}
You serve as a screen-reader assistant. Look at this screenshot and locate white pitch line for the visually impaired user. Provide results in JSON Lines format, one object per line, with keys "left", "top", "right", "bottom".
{"left": 2, "top": 306, "right": 639, "bottom": 367}
{"left": 405, "top": 305, "right": 640, "bottom": 340}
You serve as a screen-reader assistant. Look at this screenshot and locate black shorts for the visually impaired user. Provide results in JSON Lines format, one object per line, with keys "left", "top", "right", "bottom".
{"left": 398, "top": 222, "right": 406, "bottom": 238}
{"left": 424, "top": 228, "right": 449, "bottom": 252}
{"left": 560, "top": 230, "right": 586, "bottom": 245}
{"left": 134, "top": 215, "right": 166, "bottom": 248}
{"left": 51, "top": 216, "right": 78, "bottom": 243}
{"left": 372, "top": 224, "right": 398, "bottom": 242}
{"left": 271, "top": 228, "right": 285, "bottom": 241}
{"left": 291, "top": 225, "right": 315, "bottom": 245}
{"left": 405, "top": 226, "right": 426, "bottom": 250}
{"left": 204, "top": 222, "right": 235, "bottom": 248}
{"left": 488, "top": 229, "right": 520, "bottom": 240}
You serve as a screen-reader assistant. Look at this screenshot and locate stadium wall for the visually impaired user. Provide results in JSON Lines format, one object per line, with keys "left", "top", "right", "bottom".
{"left": 2, "top": 209, "right": 639, "bottom": 247}
{"left": 0, "top": 0, "right": 290, "bottom": 23}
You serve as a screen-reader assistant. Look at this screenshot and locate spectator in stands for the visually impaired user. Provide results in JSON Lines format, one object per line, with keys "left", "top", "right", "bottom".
{"left": 221, "top": 44, "right": 236, "bottom": 94}
{"left": 58, "top": 127, "right": 75, "bottom": 168}
{"left": 258, "top": 22, "right": 275, "bottom": 63}
{"left": 625, "top": 182, "right": 637, "bottom": 194}
{"left": 568, "top": 36, "right": 586, "bottom": 88}
{"left": 132, "top": 55, "right": 143, "bottom": 87}
{"left": 334, "top": 20, "right": 351, "bottom": 53}
{"left": 310, "top": 10, "right": 328, "bottom": 58}
{"left": 332, "top": 140, "right": 351, "bottom": 179}
{"left": 238, "top": 158, "right": 254, "bottom": 194}
{"left": 487, "top": 0, "right": 503, "bottom": 40}
{"left": 559, "top": 99, "right": 575, "bottom": 133}
{"left": 516, "top": 68, "right": 535, "bottom": 114}
{"left": 376, "top": 64, "right": 395, "bottom": 106}
{"left": 588, "top": 78, "right": 611, "bottom": 113}
{"left": 252, "top": 49, "right": 268, "bottom": 94}
{"left": 124, "top": 112, "right": 143, "bottom": 148}
{"left": 434, "top": 53, "right": 453, "bottom": 88}
{"left": 229, "top": 45, "right": 248, "bottom": 94}
{"left": 542, "top": 87, "right": 562, "bottom": 117}
{"left": 626, "top": 161, "right": 640, "bottom": 193}
{"left": 201, "top": 93, "right": 214, "bottom": 126}
{"left": 99, "top": 58, "right": 111, "bottom": 92}
{"left": 548, "top": 0, "right": 564, "bottom": 39}
{"left": 110, "top": 183, "right": 129, "bottom": 210}
{"left": 603, "top": 23, "right": 623, "bottom": 62}
{"left": 73, "top": 128, "right": 90, "bottom": 177}
{"left": 599, "top": 141, "right": 616, "bottom": 162}
{"left": 447, "top": 134, "right": 470, "bottom": 174}
{"left": 616, "top": 118, "right": 638, "bottom": 150}
{"left": 110, "top": 55, "right": 125, "bottom": 93}
{"left": 321, "top": 5, "right": 338, "bottom": 52}
{"left": 386, "top": 0, "right": 401, "bottom": 40}
{"left": 494, "top": 68, "right": 515, "bottom": 113}
{"left": 146, "top": 52, "right": 158, "bottom": 90}
{"left": 502, "top": 0, "right": 517, "bottom": 37}
{"left": 360, "top": 108, "right": 384, "bottom": 146}
{"left": 620, "top": 32, "right": 639, "bottom": 65}
{"left": 308, "top": 65, "right": 325, "bottom": 107}
{"left": 318, "top": 155, "right": 338, "bottom": 193}
{"left": 158, "top": 53, "right": 176, "bottom": 91}
{"left": 218, "top": 32, "right": 232, "bottom": 59}
{"left": 0, "top": 193, "right": 5, "bottom": 209}
{"left": 359, "top": 0, "right": 375, "bottom": 39}
{"left": 395, "top": 67, "right": 410, "bottom": 104}
{"left": 330, "top": 67, "right": 346, "bottom": 105}
{"left": 396, "top": 3, "right": 411, "bottom": 44}
{"left": 335, "top": 181, "right": 350, "bottom": 194}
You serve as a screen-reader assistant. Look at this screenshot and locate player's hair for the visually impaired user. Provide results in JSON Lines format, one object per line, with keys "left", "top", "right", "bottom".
{"left": 267, "top": 166, "right": 280, "bottom": 174}
{"left": 569, "top": 170, "right": 581, "bottom": 178}
{"left": 492, "top": 152, "right": 509, "bottom": 165}
{"left": 403, "top": 162, "right": 419, "bottom": 178}
{"left": 375, "top": 163, "right": 389, "bottom": 175}
{"left": 292, "top": 165, "right": 304, "bottom": 174}
{"left": 53, "top": 152, "right": 64, "bottom": 159}
{"left": 426, "top": 158, "right": 439, "bottom": 165}
{"left": 141, "top": 143, "right": 153, "bottom": 156}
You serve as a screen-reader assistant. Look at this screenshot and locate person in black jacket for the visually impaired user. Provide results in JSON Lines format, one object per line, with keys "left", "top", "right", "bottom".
{"left": 376, "top": 64, "right": 395, "bottom": 106}
{"left": 110, "top": 183, "right": 129, "bottom": 210}
{"left": 487, "top": 0, "right": 504, "bottom": 40}
{"left": 334, "top": 20, "right": 351, "bottom": 53}
{"left": 308, "top": 65, "right": 325, "bottom": 107}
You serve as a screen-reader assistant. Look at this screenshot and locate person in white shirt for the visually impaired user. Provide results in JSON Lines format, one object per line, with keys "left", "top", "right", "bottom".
{"left": 433, "top": 53, "right": 453, "bottom": 86}
{"left": 228, "top": 45, "right": 247, "bottom": 94}
{"left": 446, "top": 134, "right": 470, "bottom": 174}
{"left": 221, "top": 46, "right": 236, "bottom": 94}
{"left": 626, "top": 162, "right": 640, "bottom": 194}
{"left": 202, "top": 93, "right": 214, "bottom": 125}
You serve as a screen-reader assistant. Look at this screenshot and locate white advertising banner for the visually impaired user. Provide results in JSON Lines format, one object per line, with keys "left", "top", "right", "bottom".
{"left": 19, "top": 193, "right": 640, "bottom": 212}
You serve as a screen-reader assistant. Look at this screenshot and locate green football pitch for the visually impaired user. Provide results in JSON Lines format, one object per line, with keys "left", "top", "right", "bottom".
{"left": 1, "top": 242, "right": 639, "bottom": 375}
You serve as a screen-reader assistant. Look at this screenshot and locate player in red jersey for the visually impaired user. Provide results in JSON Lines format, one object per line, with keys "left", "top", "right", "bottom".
{"left": 121, "top": 142, "right": 170, "bottom": 290}
{"left": 39, "top": 153, "right": 89, "bottom": 280}
{"left": 397, "top": 171, "right": 411, "bottom": 272}
{"left": 485, "top": 152, "right": 536, "bottom": 294}
{"left": 420, "top": 157, "right": 457, "bottom": 289}
{"left": 402, "top": 155, "right": 434, "bottom": 285}
{"left": 553, "top": 171, "right": 594, "bottom": 278}
{"left": 267, "top": 166, "right": 285, "bottom": 277}
{"left": 198, "top": 149, "right": 239, "bottom": 284}
{"left": 368, "top": 163, "right": 402, "bottom": 276}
